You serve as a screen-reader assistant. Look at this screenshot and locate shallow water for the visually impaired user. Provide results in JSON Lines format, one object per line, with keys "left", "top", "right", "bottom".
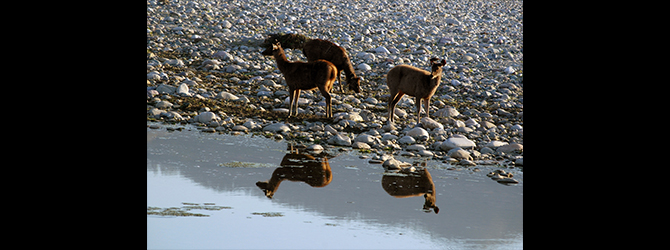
{"left": 147, "top": 124, "right": 523, "bottom": 249}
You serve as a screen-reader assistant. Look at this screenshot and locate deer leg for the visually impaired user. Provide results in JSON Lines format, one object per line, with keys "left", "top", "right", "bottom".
{"left": 415, "top": 97, "right": 423, "bottom": 122}
{"left": 318, "top": 86, "right": 332, "bottom": 118}
{"left": 388, "top": 91, "right": 405, "bottom": 123}
{"left": 288, "top": 89, "right": 295, "bottom": 117}
{"left": 337, "top": 70, "right": 344, "bottom": 94}
{"left": 292, "top": 89, "right": 301, "bottom": 117}
{"left": 424, "top": 97, "right": 431, "bottom": 119}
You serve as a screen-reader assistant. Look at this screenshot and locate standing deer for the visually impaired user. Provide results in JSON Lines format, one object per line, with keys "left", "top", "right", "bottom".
{"left": 262, "top": 42, "right": 337, "bottom": 118}
{"left": 386, "top": 58, "right": 447, "bottom": 123}
{"left": 302, "top": 39, "right": 361, "bottom": 94}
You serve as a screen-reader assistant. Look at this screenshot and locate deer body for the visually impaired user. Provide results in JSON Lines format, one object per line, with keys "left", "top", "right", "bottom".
{"left": 263, "top": 42, "right": 337, "bottom": 118}
{"left": 303, "top": 39, "right": 361, "bottom": 94}
{"left": 386, "top": 58, "right": 447, "bottom": 123}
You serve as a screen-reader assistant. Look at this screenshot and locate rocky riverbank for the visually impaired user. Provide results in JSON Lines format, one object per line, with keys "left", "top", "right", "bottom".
{"left": 147, "top": 0, "right": 523, "bottom": 167}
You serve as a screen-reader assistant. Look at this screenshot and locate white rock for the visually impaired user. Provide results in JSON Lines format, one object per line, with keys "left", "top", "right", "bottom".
{"left": 420, "top": 117, "right": 443, "bottom": 130}
{"left": 263, "top": 123, "right": 291, "bottom": 133}
{"left": 327, "top": 133, "right": 352, "bottom": 146}
{"left": 357, "top": 63, "right": 372, "bottom": 71}
{"left": 440, "top": 136, "right": 476, "bottom": 151}
{"left": 504, "top": 66, "right": 516, "bottom": 74}
{"left": 218, "top": 91, "right": 240, "bottom": 101}
{"left": 406, "top": 127, "right": 429, "bottom": 141}
{"left": 177, "top": 83, "right": 189, "bottom": 95}
{"left": 194, "top": 112, "right": 221, "bottom": 124}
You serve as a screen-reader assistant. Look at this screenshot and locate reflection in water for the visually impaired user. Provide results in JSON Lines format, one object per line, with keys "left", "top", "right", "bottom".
{"left": 256, "top": 145, "right": 333, "bottom": 198}
{"left": 381, "top": 167, "right": 440, "bottom": 214}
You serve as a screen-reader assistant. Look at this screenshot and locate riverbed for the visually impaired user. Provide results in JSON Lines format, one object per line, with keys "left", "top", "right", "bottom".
{"left": 147, "top": 124, "right": 522, "bottom": 249}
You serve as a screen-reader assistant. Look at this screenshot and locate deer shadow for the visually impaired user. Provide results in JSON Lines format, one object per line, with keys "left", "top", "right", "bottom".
{"left": 256, "top": 145, "right": 333, "bottom": 199}
{"left": 381, "top": 167, "right": 440, "bottom": 214}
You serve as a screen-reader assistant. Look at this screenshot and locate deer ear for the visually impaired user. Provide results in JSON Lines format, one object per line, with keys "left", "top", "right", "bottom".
{"left": 441, "top": 59, "right": 446, "bottom": 65}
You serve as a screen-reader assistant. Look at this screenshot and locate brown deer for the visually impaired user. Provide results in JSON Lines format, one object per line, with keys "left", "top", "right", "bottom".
{"left": 386, "top": 58, "right": 447, "bottom": 123}
{"left": 255, "top": 150, "right": 332, "bottom": 199}
{"left": 262, "top": 42, "right": 338, "bottom": 118}
{"left": 381, "top": 168, "right": 440, "bottom": 214}
{"left": 302, "top": 39, "right": 361, "bottom": 94}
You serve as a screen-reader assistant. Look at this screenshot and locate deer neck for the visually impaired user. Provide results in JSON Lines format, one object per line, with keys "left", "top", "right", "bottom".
{"left": 272, "top": 49, "right": 292, "bottom": 72}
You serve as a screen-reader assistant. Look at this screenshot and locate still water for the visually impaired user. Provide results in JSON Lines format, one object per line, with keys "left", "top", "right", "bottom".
{"left": 147, "top": 124, "right": 523, "bottom": 249}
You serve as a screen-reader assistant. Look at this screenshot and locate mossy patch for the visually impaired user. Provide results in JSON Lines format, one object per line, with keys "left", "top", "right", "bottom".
{"left": 251, "top": 212, "right": 284, "bottom": 217}
{"left": 147, "top": 202, "right": 232, "bottom": 217}
{"left": 218, "top": 161, "right": 275, "bottom": 168}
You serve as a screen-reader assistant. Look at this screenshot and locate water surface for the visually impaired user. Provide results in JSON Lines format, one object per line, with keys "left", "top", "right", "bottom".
{"left": 147, "top": 124, "right": 523, "bottom": 249}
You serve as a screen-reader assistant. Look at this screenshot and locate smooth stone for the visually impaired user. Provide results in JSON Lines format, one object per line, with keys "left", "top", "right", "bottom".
{"left": 420, "top": 117, "right": 443, "bottom": 130}
{"left": 434, "top": 106, "right": 460, "bottom": 117}
{"left": 218, "top": 91, "right": 240, "bottom": 101}
{"left": 406, "top": 127, "right": 429, "bottom": 141}
{"left": 397, "top": 135, "right": 416, "bottom": 145}
{"left": 155, "top": 100, "right": 173, "bottom": 109}
{"left": 447, "top": 147, "right": 472, "bottom": 161}
{"left": 357, "top": 63, "right": 372, "bottom": 71}
{"left": 382, "top": 158, "right": 411, "bottom": 170}
{"left": 327, "top": 133, "right": 352, "bottom": 146}
{"left": 263, "top": 123, "right": 291, "bottom": 133}
{"left": 232, "top": 125, "right": 248, "bottom": 131}
{"left": 193, "top": 111, "right": 221, "bottom": 124}
{"left": 156, "top": 84, "right": 176, "bottom": 94}
{"left": 496, "top": 143, "right": 523, "bottom": 153}
{"left": 306, "top": 144, "right": 324, "bottom": 153}
{"left": 177, "top": 83, "right": 189, "bottom": 95}
{"left": 352, "top": 141, "right": 371, "bottom": 149}
{"left": 354, "top": 134, "right": 377, "bottom": 144}
{"left": 440, "top": 136, "right": 476, "bottom": 151}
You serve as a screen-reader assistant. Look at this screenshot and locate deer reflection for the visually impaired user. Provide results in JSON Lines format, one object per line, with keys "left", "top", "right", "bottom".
{"left": 381, "top": 167, "right": 440, "bottom": 214}
{"left": 256, "top": 145, "right": 332, "bottom": 199}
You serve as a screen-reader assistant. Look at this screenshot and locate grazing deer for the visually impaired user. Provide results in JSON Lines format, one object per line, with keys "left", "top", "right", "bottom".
{"left": 302, "top": 39, "right": 361, "bottom": 94}
{"left": 381, "top": 168, "right": 440, "bottom": 214}
{"left": 262, "top": 42, "right": 337, "bottom": 118}
{"left": 386, "top": 58, "right": 447, "bottom": 123}
{"left": 255, "top": 150, "right": 332, "bottom": 199}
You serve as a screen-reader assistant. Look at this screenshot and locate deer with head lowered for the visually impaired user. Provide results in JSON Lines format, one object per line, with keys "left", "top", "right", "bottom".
{"left": 302, "top": 39, "right": 361, "bottom": 94}
{"left": 262, "top": 42, "right": 338, "bottom": 118}
{"left": 386, "top": 58, "right": 447, "bottom": 124}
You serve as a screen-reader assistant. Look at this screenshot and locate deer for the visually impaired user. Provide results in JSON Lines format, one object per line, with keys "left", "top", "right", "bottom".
{"left": 302, "top": 39, "right": 361, "bottom": 94}
{"left": 381, "top": 167, "right": 440, "bottom": 214}
{"left": 262, "top": 42, "right": 337, "bottom": 118}
{"left": 256, "top": 149, "right": 332, "bottom": 199}
{"left": 386, "top": 57, "right": 447, "bottom": 124}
